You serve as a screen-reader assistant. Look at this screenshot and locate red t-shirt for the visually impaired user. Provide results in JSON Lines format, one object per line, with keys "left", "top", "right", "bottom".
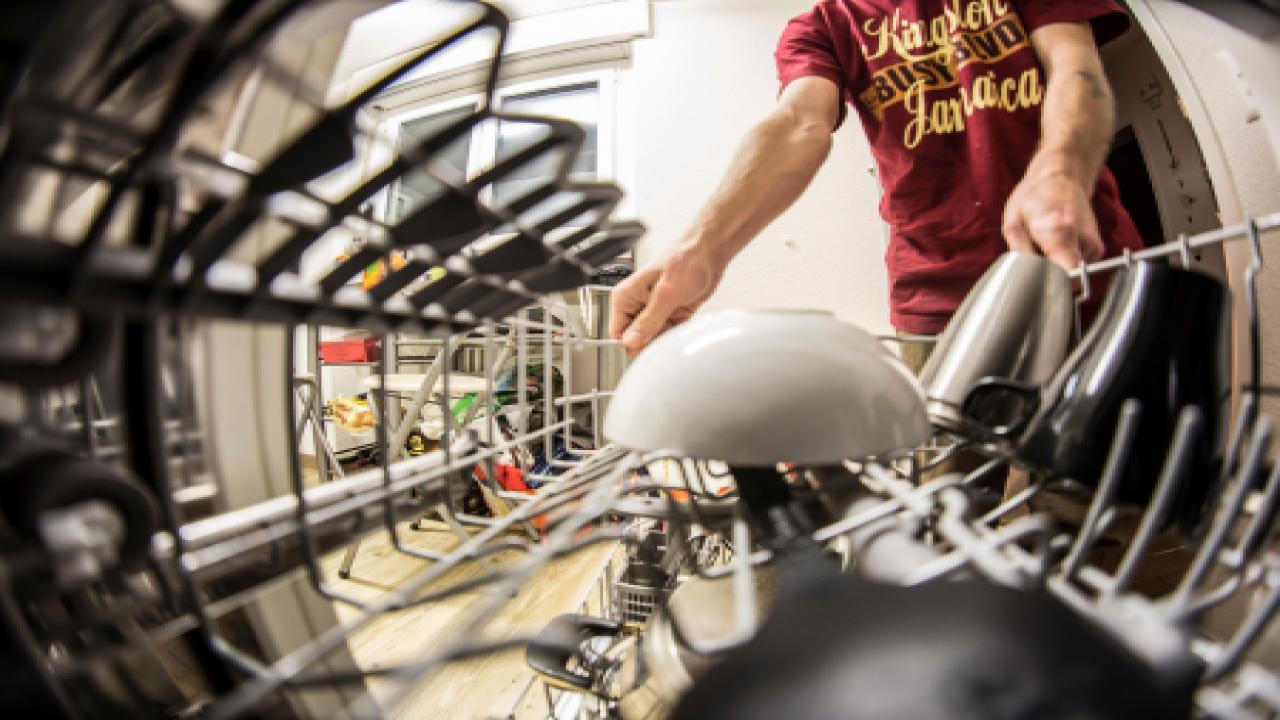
{"left": 776, "top": 0, "right": 1144, "bottom": 334}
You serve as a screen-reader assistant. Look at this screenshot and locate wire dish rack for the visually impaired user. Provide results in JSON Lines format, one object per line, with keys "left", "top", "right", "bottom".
{"left": 5, "top": 1, "right": 1280, "bottom": 719}
{"left": 0, "top": 1, "right": 643, "bottom": 717}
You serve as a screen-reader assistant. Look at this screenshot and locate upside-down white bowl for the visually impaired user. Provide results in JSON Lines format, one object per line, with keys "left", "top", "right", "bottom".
{"left": 604, "top": 310, "right": 931, "bottom": 465}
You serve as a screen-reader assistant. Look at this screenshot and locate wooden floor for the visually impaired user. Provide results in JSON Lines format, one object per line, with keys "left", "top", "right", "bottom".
{"left": 321, "top": 519, "right": 617, "bottom": 719}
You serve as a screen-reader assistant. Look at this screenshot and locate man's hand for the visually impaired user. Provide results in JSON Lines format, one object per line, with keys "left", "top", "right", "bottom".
{"left": 610, "top": 247, "right": 723, "bottom": 355}
{"left": 1003, "top": 167, "right": 1104, "bottom": 269}
{"left": 1006, "top": 21, "right": 1116, "bottom": 270}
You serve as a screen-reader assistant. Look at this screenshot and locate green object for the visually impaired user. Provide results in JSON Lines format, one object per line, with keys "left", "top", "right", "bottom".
{"left": 443, "top": 363, "right": 564, "bottom": 426}
{"left": 494, "top": 362, "right": 564, "bottom": 401}
{"left": 449, "top": 391, "right": 502, "bottom": 424}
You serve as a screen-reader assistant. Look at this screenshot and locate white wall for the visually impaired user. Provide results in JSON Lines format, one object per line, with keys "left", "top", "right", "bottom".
{"left": 623, "top": 0, "right": 892, "bottom": 334}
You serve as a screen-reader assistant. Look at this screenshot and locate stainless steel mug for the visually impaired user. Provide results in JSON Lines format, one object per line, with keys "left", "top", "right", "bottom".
{"left": 964, "top": 260, "right": 1232, "bottom": 534}
{"left": 920, "top": 252, "right": 1074, "bottom": 431}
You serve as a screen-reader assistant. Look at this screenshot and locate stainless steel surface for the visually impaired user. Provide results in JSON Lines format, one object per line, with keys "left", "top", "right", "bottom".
{"left": 920, "top": 252, "right": 1073, "bottom": 431}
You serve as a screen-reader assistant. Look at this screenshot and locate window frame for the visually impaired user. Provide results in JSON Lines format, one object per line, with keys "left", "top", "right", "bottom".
{"left": 379, "top": 67, "right": 619, "bottom": 225}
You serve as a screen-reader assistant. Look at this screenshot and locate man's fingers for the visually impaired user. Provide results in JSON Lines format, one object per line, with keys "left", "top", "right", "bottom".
{"left": 608, "top": 285, "right": 640, "bottom": 341}
{"left": 1004, "top": 176, "right": 1106, "bottom": 269}
{"left": 622, "top": 281, "right": 681, "bottom": 355}
{"left": 1031, "top": 216, "right": 1085, "bottom": 270}
{"left": 1040, "top": 238, "right": 1083, "bottom": 270}
{"left": 1079, "top": 217, "right": 1105, "bottom": 262}
{"left": 608, "top": 270, "right": 658, "bottom": 341}
{"left": 1002, "top": 213, "right": 1036, "bottom": 255}
{"left": 1009, "top": 205, "right": 1086, "bottom": 270}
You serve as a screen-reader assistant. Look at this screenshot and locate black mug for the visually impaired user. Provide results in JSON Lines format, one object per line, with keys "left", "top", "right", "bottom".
{"left": 963, "top": 260, "right": 1232, "bottom": 535}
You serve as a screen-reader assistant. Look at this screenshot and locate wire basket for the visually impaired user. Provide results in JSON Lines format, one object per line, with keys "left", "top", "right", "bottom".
{"left": 0, "top": 1, "right": 643, "bottom": 717}
{"left": 611, "top": 562, "right": 674, "bottom": 629}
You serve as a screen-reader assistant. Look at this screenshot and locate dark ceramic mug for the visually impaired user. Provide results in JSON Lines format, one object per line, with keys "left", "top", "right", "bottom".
{"left": 963, "top": 260, "right": 1232, "bottom": 534}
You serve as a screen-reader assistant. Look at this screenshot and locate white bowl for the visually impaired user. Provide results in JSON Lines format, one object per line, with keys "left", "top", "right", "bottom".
{"left": 604, "top": 310, "right": 930, "bottom": 465}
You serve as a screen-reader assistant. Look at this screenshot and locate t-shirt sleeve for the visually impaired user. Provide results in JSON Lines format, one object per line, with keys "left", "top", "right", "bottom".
{"left": 776, "top": 8, "right": 848, "bottom": 128}
{"left": 1014, "top": 0, "right": 1132, "bottom": 47}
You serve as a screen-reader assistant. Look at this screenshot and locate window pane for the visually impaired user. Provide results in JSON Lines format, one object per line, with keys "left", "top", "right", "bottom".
{"left": 388, "top": 105, "right": 475, "bottom": 223}
{"left": 492, "top": 83, "right": 599, "bottom": 209}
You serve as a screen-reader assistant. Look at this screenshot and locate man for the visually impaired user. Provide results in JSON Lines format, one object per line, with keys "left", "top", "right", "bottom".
{"left": 609, "top": 1, "right": 1144, "bottom": 366}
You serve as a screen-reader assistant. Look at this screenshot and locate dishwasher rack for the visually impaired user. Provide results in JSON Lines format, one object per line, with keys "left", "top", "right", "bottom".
{"left": 3, "top": 2, "right": 1280, "bottom": 720}
{"left": 509, "top": 212, "right": 1280, "bottom": 720}
{"left": 0, "top": 1, "right": 643, "bottom": 717}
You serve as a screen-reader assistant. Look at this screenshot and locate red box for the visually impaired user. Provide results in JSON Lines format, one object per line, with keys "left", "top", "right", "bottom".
{"left": 320, "top": 337, "right": 379, "bottom": 363}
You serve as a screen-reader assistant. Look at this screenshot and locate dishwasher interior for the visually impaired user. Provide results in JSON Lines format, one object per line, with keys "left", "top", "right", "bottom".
{"left": 2, "top": 1, "right": 1280, "bottom": 719}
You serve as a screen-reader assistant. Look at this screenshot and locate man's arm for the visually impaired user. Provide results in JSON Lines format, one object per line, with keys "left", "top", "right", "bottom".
{"left": 609, "top": 77, "right": 842, "bottom": 355}
{"left": 1003, "top": 21, "right": 1116, "bottom": 269}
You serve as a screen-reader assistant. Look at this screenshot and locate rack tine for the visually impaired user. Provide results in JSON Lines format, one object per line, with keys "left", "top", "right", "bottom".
{"left": 372, "top": 333, "right": 446, "bottom": 566}
{"left": 1062, "top": 400, "right": 1143, "bottom": 580}
{"left": 1206, "top": 563, "right": 1280, "bottom": 683}
{"left": 373, "top": 461, "right": 633, "bottom": 713}
{"left": 561, "top": 316, "right": 573, "bottom": 458}
{"left": 149, "top": 319, "right": 272, "bottom": 688}
{"left": 252, "top": 2, "right": 507, "bottom": 198}
{"left": 681, "top": 508, "right": 758, "bottom": 656}
{"left": 250, "top": 116, "right": 483, "bottom": 295}
{"left": 1247, "top": 216, "right": 1266, "bottom": 268}
{"left": 283, "top": 324, "right": 373, "bottom": 609}
{"left": 670, "top": 458, "right": 719, "bottom": 530}
{"left": 205, "top": 449, "right": 630, "bottom": 720}
{"left": 1173, "top": 417, "right": 1272, "bottom": 610}
{"left": 918, "top": 439, "right": 973, "bottom": 473}
{"left": 1224, "top": 393, "right": 1261, "bottom": 487}
{"left": 197, "top": 3, "right": 512, "bottom": 297}
{"left": 1109, "top": 406, "right": 1203, "bottom": 597}
{"left": 72, "top": 0, "right": 312, "bottom": 295}
{"left": 960, "top": 454, "right": 1011, "bottom": 488}
{"left": 1246, "top": 219, "right": 1265, "bottom": 396}
{"left": 1178, "top": 233, "right": 1193, "bottom": 268}
{"left": 1073, "top": 258, "right": 1092, "bottom": 340}
{"left": 1076, "top": 259, "right": 1092, "bottom": 301}
{"left": 1231, "top": 454, "right": 1280, "bottom": 568}
{"left": 978, "top": 476, "right": 1055, "bottom": 525}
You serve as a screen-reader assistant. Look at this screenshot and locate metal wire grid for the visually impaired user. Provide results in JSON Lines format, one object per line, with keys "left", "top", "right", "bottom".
{"left": 0, "top": 0, "right": 642, "bottom": 338}
{"left": 548, "top": 213, "right": 1280, "bottom": 719}
{"left": 111, "top": 226, "right": 1280, "bottom": 718}
{"left": 11, "top": 364, "right": 643, "bottom": 717}
{"left": 551, "top": 420, "right": 1280, "bottom": 719}
{"left": 186, "top": 445, "right": 640, "bottom": 718}
{"left": 5, "top": 209, "right": 1277, "bottom": 714}
{"left": 0, "top": 0, "right": 645, "bottom": 717}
